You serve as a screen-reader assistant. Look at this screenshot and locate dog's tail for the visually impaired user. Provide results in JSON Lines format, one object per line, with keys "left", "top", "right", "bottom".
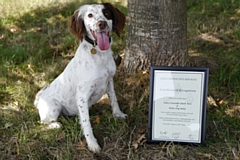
{"left": 34, "top": 86, "right": 48, "bottom": 107}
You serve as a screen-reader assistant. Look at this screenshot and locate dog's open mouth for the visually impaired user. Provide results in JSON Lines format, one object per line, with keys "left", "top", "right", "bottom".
{"left": 91, "top": 30, "right": 110, "bottom": 51}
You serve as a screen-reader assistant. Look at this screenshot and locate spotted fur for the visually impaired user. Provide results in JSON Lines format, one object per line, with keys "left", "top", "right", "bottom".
{"left": 34, "top": 3, "right": 126, "bottom": 153}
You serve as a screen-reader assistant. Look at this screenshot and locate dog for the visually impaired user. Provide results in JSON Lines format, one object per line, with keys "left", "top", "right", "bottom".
{"left": 34, "top": 3, "right": 127, "bottom": 153}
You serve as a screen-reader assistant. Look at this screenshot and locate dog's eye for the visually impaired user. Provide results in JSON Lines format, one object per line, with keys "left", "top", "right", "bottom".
{"left": 103, "top": 9, "right": 111, "bottom": 19}
{"left": 88, "top": 13, "right": 93, "bottom": 18}
{"left": 104, "top": 12, "right": 109, "bottom": 17}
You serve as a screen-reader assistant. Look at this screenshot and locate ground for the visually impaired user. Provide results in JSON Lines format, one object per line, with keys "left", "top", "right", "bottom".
{"left": 0, "top": 0, "right": 240, "bottom": 159}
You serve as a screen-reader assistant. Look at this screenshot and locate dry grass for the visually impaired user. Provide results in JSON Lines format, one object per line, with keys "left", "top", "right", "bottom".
{"left": 1, "top": 0, "right": 240, "bottom": 159}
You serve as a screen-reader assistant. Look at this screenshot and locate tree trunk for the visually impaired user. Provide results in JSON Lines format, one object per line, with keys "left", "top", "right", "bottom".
{"left": 124, "top": 0, "right": 187, "bottom": 73}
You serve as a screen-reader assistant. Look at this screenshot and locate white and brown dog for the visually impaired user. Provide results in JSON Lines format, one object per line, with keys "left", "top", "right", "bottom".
{"left": 34, "top": 3, "right": 127, "bottom": 153}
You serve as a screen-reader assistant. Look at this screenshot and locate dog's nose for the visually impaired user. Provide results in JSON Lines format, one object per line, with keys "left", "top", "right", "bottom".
{"left": 97, "top": 21, "right": 107, "bottom": 30}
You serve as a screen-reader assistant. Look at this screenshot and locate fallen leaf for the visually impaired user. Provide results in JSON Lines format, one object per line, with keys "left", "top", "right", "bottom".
{"left": 13, "top": 101, "right": 19, "bottom": 106}
{"left": 132, "top": 143, "right": 138, "bottom": 150}
{"left": 219, "top": 99, "right": 224, "bottom": 105}
{"left": 137, "top": 129, "right": 146, "bottom": 134}
{"left": 17, "top": 148, "right": 20, "bottom": 156}
{"left": 77, "top": 141, "right": 86, "bottom": 148}
{"left": 207, "top": 95, "right": 218, "bottom": 107}
{"left": 196, "top": 152, "right": 211, "bottom": 159}
{"left": 132, "top": 134, "right": 146, "bottom": 150}
{"left": 137, "top": 134, "right": 146, "bottom": 144}
{"left": 92, "top": 117, "right": 100, "bottom": 125}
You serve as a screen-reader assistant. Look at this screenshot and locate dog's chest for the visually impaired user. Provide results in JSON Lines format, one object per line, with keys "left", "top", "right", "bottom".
{"left": 84, "top": 60, "right": 114, "bottom": 106}
{"left": 89, "top": 54, "right": 115, "bottom": 88}
{"left": 79, "top": 43, "right": 116, "bottom": 76}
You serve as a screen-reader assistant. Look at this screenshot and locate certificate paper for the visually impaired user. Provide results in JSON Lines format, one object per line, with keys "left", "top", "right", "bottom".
{"left": 148, "top": 66, "right": 208, "bottom": 144}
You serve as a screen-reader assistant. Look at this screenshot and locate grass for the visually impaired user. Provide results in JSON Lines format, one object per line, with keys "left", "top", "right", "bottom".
{"left": 0, "top": 0, "right": 240, "bottom": 159}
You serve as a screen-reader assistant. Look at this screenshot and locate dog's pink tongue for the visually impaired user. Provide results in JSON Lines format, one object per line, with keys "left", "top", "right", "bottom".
{"left": 97, "top": 32, "right": 110, "bottom": 50}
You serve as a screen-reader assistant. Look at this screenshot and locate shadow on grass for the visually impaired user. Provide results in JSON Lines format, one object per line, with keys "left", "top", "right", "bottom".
{"left": 187, "top": 2, "right": 240, "bottom": 158}
{"left": 0, "top": 1, "right": 133, "bottom": 159}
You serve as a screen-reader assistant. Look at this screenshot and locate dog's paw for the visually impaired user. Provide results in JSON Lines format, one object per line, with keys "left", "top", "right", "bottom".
{"left": 87, "top": 142, "right": 101, "bottom": 153}
{"left": 48, "top": 122, "right": 62, "bottom": 129}
{"left": 113, "top": 111, "right": 128, "bottom": 119}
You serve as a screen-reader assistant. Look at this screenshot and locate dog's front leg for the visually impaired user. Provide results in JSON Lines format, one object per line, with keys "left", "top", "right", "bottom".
{"left": 76, "top": 95, "right": 101, "bottom": 153}
{"left": 107, "top": 78, "right": 128, "bottom": 119}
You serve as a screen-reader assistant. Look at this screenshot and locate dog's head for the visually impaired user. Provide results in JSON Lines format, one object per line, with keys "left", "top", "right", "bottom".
{"left": 69, "top": 3, "right": 126, "bottom": 51}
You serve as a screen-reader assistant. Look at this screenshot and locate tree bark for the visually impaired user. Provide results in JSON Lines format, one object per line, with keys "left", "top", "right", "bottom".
{"left": 124, "top": 0, "right": 187, "bottom": 73}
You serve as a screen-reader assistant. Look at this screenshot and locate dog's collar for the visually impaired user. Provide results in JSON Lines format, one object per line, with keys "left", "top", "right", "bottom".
{"left": 85, "top": 35, "right": 97, "bottom": 47}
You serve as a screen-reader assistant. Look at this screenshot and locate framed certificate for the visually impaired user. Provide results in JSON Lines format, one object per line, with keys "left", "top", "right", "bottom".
{"left": 148, "top": 66, "right": 209, "bottom": 144}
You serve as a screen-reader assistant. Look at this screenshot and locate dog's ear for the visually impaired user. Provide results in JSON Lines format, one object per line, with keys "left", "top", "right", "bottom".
{"left": 69, "top": 10, "right": 86, "bottom": 42}
{"left": 103, "top": 3, "right": 126, "bottom": 37}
